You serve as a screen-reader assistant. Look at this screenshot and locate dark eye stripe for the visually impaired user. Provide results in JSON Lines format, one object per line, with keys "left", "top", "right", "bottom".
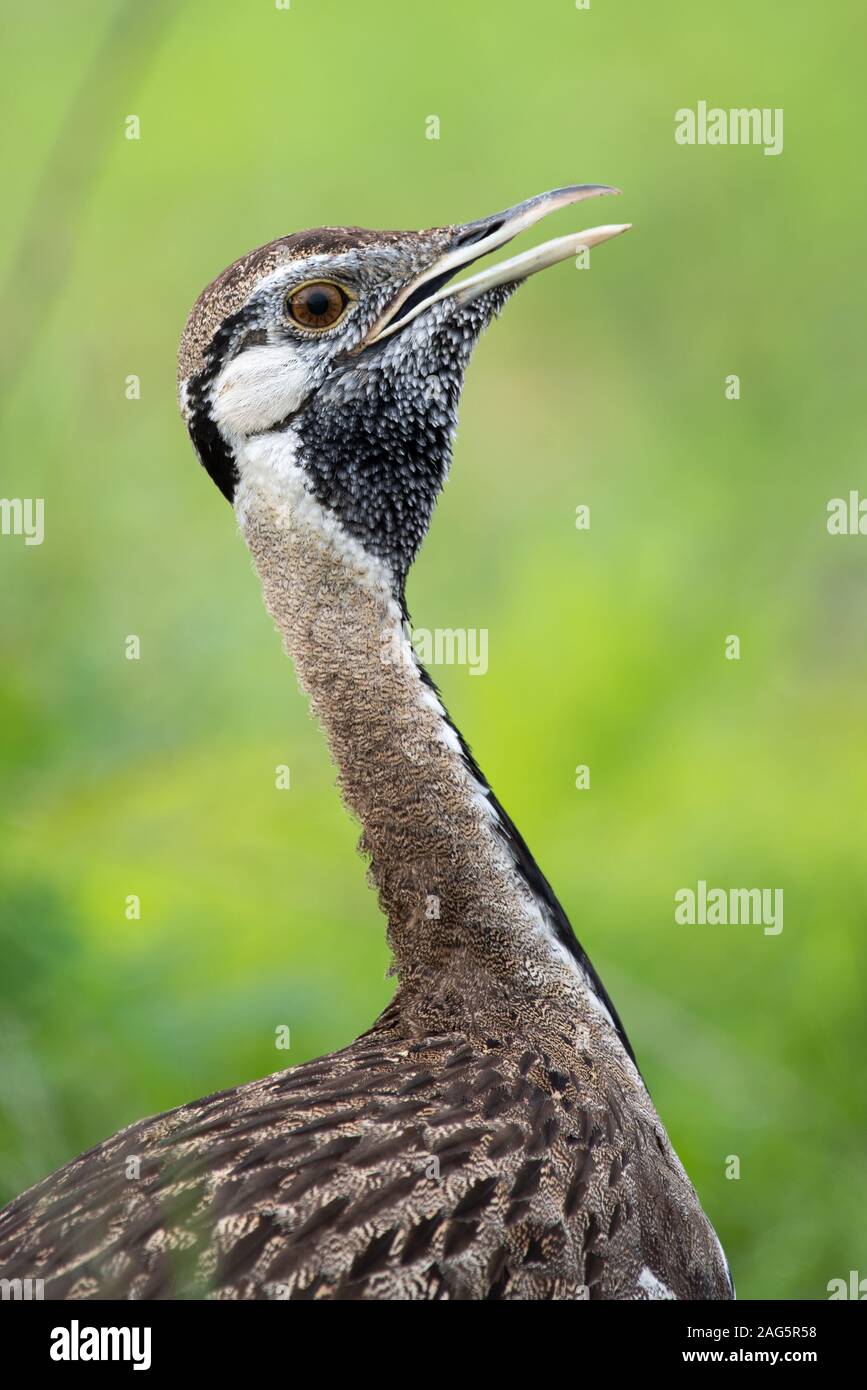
{"left": 235, "top": 328, "right": 268, "bottom": 355}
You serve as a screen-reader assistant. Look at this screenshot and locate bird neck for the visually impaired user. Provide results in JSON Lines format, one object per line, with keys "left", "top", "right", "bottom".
{"left": 234, "top": 431, "right": 625, "bottom": 1046}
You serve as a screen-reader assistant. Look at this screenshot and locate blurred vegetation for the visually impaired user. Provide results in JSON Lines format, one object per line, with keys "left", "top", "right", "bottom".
{"left": 1, "top": 0, "right": 866, "bottom": 1300}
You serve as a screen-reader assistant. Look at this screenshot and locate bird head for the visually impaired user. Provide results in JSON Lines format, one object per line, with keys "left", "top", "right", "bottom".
{"left": 178, "top": 185, "right": 629, "bottom": 589}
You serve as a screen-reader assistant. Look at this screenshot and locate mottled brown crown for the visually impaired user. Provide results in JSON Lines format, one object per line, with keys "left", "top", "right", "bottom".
{"left": 177, "top": 225, "right": 435, "bottom": 387}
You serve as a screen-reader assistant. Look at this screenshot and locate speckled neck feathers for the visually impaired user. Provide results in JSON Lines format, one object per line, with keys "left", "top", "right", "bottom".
{"left": 236, "top": 445, "right": 634, "bottom": 1064}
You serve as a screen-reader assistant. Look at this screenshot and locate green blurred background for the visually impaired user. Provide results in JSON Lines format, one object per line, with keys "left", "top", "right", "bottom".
{"left": 1, "top": 0, "right": 865, "bottom": 1299}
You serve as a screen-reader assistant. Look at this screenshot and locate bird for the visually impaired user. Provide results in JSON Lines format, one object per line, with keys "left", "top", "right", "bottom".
{"left": 0, "top": 185, "right": 733, "bottom": 1301}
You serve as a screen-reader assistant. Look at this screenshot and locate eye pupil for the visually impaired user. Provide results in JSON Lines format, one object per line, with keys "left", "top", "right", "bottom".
{"left": 286, "top": 282, "right": 348, "bottom": 330}
{"left": 306, "top": 290, "right": 330, "bottom": 317}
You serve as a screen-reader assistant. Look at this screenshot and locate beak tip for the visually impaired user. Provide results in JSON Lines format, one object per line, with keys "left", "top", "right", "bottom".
{"left": 576, "top": 183, "right": 621, "bottom": 198}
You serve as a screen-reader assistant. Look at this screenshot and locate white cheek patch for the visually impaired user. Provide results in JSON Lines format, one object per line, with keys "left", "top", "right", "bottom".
{"left": 210, "top": 344, "right": 312, "bottom": 437}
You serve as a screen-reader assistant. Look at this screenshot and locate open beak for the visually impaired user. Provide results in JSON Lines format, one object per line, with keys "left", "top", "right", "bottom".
{"left": 363, "top": 185, "right": 631, "bottom": 347}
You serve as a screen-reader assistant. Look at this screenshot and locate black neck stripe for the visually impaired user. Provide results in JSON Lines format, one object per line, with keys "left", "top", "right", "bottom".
{"left": 415, "top": 660, "right": 640, "bottom": 1072}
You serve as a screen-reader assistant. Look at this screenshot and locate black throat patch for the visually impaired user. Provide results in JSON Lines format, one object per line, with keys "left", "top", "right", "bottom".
{"left": 288, "top": 304, "right": 505, "bottom": 586}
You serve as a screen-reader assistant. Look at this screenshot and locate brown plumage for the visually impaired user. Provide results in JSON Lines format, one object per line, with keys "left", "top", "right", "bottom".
{"left": 0, "top": 188, "right": 733, "bottom": 1300}
{"left": 0, "top": 1010, "right": 728, "bottom": 1300}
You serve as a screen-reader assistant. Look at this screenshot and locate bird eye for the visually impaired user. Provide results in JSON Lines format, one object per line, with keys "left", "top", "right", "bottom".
{"left": 285, "top": 281, "right": 350, "bottom": 331}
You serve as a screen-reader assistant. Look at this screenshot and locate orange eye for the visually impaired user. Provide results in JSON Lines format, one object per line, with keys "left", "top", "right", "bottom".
{"left": 285, "top": 281, "right": 350, "bottom": 330}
